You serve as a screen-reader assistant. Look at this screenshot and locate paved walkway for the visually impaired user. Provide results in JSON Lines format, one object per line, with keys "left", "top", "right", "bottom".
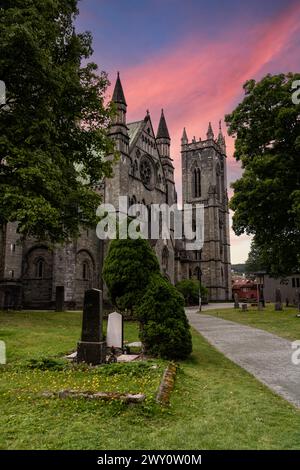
{"left": 187, "top": 312, "right": 300, "bottom": 408}
{"left": 186, "top": 303, "right": 234, "bottom": 312}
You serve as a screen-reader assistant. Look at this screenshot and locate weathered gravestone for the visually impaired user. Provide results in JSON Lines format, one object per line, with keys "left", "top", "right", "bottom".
{"left": 55, "top": 286, "right": 65, "bottom": 312}
{"left": 242, "top": 303, "right": 248, "bottom": 312}
{"left": 106, "top": 311, "right": 123, "bottom": 350}
{"left": 77, "top": 289, "right": 106, "bottom": 365}
{"left": 275, "top": 288, "right": 283, "bottom": 311}
{"left": 234, "top": 293, "right": 239, "bottom": 309}
{"left": 258, "top": 286, "right": 265, "bottom": 310}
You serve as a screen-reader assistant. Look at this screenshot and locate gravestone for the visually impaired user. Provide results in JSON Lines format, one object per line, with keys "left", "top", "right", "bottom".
{"left": 107, "top": 311, "right": 123, "bottom": 349}
{"left": 298, "top": 293, "right": 300, "bottom": 313}
{"left": 55, "top": 286, "right": 65, "bottom": 312}
{"left": 234, "top": 293, "right": 239, "bottom": 309}
{"left": 242, "top": 303, "right": 248, "bottom": 312}
{"left": 258, "top": 286, "right": 265, "bottom": 309}
{"left": 275, "top": 288, "right": 283, "bottom": 311}
{"left": 77, "top": 289, "right": 106, "bottom": 365}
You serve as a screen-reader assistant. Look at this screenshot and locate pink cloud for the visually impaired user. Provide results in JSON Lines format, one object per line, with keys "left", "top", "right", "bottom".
{"left": 108, "top": 2, "right": 300, "bottom": 261}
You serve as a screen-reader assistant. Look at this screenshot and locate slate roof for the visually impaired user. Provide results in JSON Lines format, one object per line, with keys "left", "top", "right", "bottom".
{"left": 127, "top": 120, "right": 144, "bottom": 144}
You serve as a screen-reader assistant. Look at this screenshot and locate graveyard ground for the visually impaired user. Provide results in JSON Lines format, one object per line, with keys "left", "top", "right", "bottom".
{"left": 204, "top": 305, "right": 300, "bottom": 341}
{"left": 0, "top": 310, "right": 300, "bottom": 449}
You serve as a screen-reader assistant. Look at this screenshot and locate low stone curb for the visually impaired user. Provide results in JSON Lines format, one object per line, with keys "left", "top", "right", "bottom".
{"left": 42, "top": 390, "right": 145, "bottom": 403}
{"left": 156, "top": 362, "right": 178, "bottom": 405}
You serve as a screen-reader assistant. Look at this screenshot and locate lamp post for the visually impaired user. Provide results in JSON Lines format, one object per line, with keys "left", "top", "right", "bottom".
{"left": 255, "top": 271, "right": 266, "bottom": 310}
{"left": 199, "top": 249, "right": 202, "bottom": 312}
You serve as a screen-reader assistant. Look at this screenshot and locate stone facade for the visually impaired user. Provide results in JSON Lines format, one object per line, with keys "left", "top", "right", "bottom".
{"left": 0, "top": 74, "right": 231, "bottom": 309}
{"left": 176, "top": 123, "right": 232, "bottom": 300}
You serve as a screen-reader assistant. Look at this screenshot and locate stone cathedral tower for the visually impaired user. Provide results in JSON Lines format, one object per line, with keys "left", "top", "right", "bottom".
{"left": 179, "top": 122, "right": 232, "bottom": 301}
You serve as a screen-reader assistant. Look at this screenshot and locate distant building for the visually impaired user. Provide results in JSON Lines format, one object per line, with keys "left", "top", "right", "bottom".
{"left": 263, "top": 275, "right": 300, "bottom": 303}
{"left": 232, "top": 279, "right": 258, "bottom": 302}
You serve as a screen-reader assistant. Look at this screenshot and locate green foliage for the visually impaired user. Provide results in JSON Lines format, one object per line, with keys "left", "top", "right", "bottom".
{"left": 1, "top": 310, "right": 300, "bottom": 449}
{"left": 225, "top": 73, "right": 300, "bottom": 276}
{"left": 27, "top": 357, "right": 67, "bottom": 371}
{"left": 94, "top": 361, "right": 163, "bottom": 378}
{"left": 245, "top": 241, "right": 267, "bottom": 274}
{"left": 231, "top": 264, "right": 246, "bottom": 274}
{"left": 137, "top": 274, "right": 192, "bottom": 360}
{"left": 0, "top": 1, "right": 116, "bottom": 242}
{"left": 102, "top": 238, "right": 160, "bottom": 313}
{"left": 175, "top": 279, "right": 208, "bottom": 306}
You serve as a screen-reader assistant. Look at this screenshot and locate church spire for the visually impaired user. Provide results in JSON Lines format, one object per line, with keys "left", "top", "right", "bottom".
{"left": 109, "top": 72, "right": 128, "bottom": 152}
{"left": 156, "top": 109, "right": 171, "bottom": 160}
{"left": 206, "top": 122, "right": 214, "bottom": 140}
{"left": 112, "top": 72, "right": 127, "bottom": 106}
{"left": 156, "top": 109, "right": 170, "bottom": 140}
{"left": 217, "top": 120, "right": 226, "bottom": 153}
{"left": 181, "top": 127, "right": 188, "bottom": 144}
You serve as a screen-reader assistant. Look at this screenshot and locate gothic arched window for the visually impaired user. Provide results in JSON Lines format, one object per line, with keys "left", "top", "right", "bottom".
{"left": 216, "top": 164, "right": 221, "bottom": 200}
{"left": 194, "top": 266, "right": 201, "bottom": 280}
{"left": 162, "top": 246, "right": 169, "bottom": 270}
{"left": 82, "top": 261, "right": 90, "bottom": 280}
{"left": 193, "top": 167, "right": 201, "bottom": 198}
{"left": 36, "top": 258, "right": 45, "bottom": 279}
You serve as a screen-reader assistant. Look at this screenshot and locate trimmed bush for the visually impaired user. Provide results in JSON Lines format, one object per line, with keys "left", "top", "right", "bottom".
{"left": 176, "top": 279, "right": 208, "bottom": 306}
{"left": 137, "top": 274, "right": 192, "bottom": 360}
{"left": 103, "top": 238, "right": 160, "bottom": 313}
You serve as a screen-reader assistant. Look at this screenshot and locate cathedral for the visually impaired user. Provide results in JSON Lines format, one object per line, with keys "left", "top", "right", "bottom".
{"left": 0, "top": 74, "right": 231, "bottom": 310}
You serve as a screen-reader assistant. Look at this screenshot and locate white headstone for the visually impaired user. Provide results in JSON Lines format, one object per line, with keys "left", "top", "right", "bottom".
{"left": 0, "top": 340, "right": 6, "bottom": 364}
{"left": 106, "top": 311, "right": 123, "bottom": 349}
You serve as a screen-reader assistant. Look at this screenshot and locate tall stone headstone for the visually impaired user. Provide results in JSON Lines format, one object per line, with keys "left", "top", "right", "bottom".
{"left": 55, "top": 286, "right": 65, "bottom": 312}
{"left": 77, "top": 289, "right": 106, "bottom": 365}
{"left": 234, "top": 293, "right": 239, "bottom": 309}
{"left": 107, "top": 311, "right": 123, "bottom": 349}
{"left": 258, "top": 286, "right": 265, "bottom": 309}
{"left": 275, "top": 288, "right": 283, "bottom": 311}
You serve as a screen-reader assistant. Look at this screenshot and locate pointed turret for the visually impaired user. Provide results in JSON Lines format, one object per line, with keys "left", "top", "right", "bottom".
{"left": 181, "top": 127, "right": 188, "bottom": 145}
{"left": 156, "top": 109, "right": 171, "bottom": 159}
{"left": 112, "top": 72, "right": 127, "bottom": 105}
{"left": 109, "top": 72, "right": 129, "bottom": 153}
{"left": 156, "top": 109, "right": 170, "bottom": 140}
{"left": 156, "top": 109, "right": 174, "bottom": 204}
{"left": 206, "top": 122, "right": 214, "bottom": 140}
{"left": 217, "top": 120, "right": 226, "bottom": 153}
{"left": 110, "top": 72, "right": 127, "bottom": 127}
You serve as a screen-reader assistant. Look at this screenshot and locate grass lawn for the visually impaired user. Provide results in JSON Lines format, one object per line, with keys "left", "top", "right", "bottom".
{"left": 0, "top": 310, "right": 300, "bottom": 449}
{"left": 204, "top": 304, "right": 300, "bottom": 341}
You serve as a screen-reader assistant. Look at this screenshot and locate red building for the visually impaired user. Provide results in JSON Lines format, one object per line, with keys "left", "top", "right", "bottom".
{"left": 232, "top": 279, "right": 258, "bottom": 302}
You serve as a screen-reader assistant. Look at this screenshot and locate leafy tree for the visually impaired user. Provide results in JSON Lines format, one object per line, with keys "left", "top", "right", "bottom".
{"left": 175, "top": 279, "right": 208, "bottom": 306}
{"left": 231, "top": 264, "right": 246, "bottom": 274}
{"left": 102, "top": 238, "right": 160, "bottom": 314}
{"left": 226, "top": 73, "right": 300, "bottom": 276}
{"left": 137, "top": 274, "right": 192, "bottom": 360}
{"left": 0, "top": 0, "right": 116, "bottom": 242}
{"left": 245, "top": 241, "right": 267, "bottom": 274}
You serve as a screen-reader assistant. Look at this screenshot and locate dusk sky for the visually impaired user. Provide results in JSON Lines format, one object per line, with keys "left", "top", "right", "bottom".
{"left": 76, "top": 0, "right": 300, "bottom": 263}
